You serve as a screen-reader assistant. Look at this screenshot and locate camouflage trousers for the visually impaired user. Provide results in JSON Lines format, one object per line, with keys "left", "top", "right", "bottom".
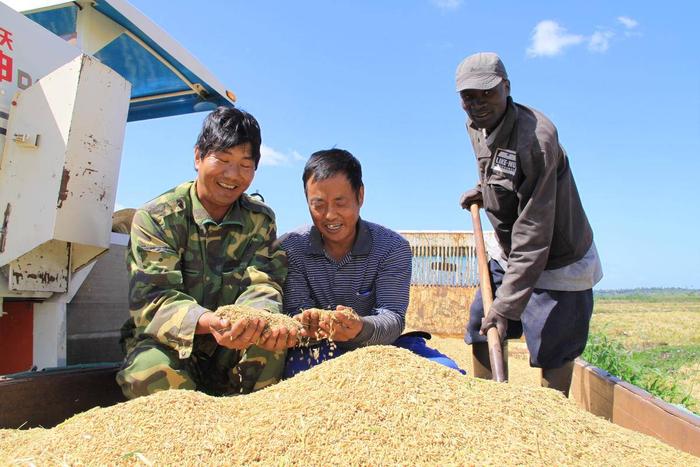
{"left": 116, "top": 335, "right": 285, "bottom": 399}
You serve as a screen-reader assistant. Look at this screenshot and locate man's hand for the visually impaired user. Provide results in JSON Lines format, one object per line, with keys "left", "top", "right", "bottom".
{"left": 459, "top": 187, "right": 483, "bottom": 210}
{"left": 479, "top": 308, "right": 507, "bottom": 342}
{"left": 294, "top": 308, "right": 322, "bottom": 340}
{"left": 318, "top": 306, "right": 363, "bottom": 342}
{"left": 257, "top": 326, "right": 299, "bottom": 351}
{"left": 198, "top": 311, "right": 265, "bottom": 350}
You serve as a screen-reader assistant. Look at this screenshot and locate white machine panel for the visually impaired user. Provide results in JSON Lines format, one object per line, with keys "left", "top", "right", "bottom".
{"left": 0, "top": 54, "right": 130, "bottom": 291}
{"left": 0, "top": 1, "right": 82, "bottom": 152}
{"left": 9, "top": 239, "right": 69, "bottom": 292}
{"left": 52, "top": 55, "right": 130, "bottom": 251}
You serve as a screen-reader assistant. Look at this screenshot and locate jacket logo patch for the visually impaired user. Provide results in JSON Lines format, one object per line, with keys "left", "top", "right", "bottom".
{"left": 492, "top": 149, "right": 517, "bottom": 177}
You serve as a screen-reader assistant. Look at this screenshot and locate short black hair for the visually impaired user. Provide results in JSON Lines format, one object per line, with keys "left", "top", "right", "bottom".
{"left": 302, "top": 149, "right": 363, "bottom": 198}
{"left": 195, "top": 106, "right": 262, "bottom": 168}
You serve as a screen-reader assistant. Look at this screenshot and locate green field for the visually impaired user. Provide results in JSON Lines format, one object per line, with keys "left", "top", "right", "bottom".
{"left": 587, "top": 288, "right": 700, "bottom": 414}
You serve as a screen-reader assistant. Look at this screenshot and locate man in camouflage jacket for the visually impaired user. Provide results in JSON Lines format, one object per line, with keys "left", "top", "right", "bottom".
{"left": 117, "top": 107, "right": 297, "bottom": 399}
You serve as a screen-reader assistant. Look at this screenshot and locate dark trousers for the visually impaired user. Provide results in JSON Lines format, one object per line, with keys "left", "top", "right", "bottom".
{"left": 465, "top": 260, "right": 593, "bottom": 369}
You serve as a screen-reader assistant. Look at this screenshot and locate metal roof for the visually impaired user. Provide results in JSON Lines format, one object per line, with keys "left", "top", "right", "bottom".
{"left": 5, "top": 0, "right": 236, "bottom": 121}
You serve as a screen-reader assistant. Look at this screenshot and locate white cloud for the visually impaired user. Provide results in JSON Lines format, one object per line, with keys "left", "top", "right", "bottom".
{"left": 431, "top": 0, "right": 462, "bottom": 11}
{"left": 617, "top": 16, "right": 641, "bottom": 37}
{"left": 114, "top": 202, "right": 126, "bottom": 211}
{"left": 527, "top": 18, "right": 639, "bottom": 57}
{"left": 259, "top": 144, "right": 302, "bottom": 166}
{"left": 588, "top": 30, "right": 615, "bottom": 53}
{"left": 617, "top": 16, "right": 638, "bottom": 29}
{"left": 527, "top": 20, "right": 585, "bottom": 57}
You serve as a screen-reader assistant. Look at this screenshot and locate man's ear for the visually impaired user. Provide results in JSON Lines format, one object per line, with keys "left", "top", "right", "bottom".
{"left": 194, "top": 148, "right": 201, "bottom": 171}
{"left": 358, "top": 185, "right": 365, "bottom": 207}
{"left": 503, "top": 79, "right": 511, "bottom": 96}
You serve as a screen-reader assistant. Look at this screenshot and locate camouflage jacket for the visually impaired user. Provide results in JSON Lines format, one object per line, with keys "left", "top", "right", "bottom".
{"left": 127, "top": 181, "right": 287, "bottom": 359}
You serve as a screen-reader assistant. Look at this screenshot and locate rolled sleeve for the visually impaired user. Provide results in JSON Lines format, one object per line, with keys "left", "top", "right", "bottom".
{"left": 128, "top": 210, "right": 208, "bottom": 358}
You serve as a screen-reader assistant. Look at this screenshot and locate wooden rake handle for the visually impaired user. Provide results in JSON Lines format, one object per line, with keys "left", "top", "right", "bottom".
{"left": 469, "top": 203, "right": 507, "bottom": 383}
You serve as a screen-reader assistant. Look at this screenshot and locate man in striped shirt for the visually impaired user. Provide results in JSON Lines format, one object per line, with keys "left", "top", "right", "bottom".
{"left": 280, "top": 149, "right": 463, "bottom": 377}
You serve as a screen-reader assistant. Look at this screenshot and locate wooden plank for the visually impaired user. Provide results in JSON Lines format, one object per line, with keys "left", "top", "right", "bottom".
{"left": 572, "top": 359, "right": 700, "bottom": 457}
{"left": 571, "top": 359, "right": 617, "bottom": 420}
{"left": 0, "top": 364, "right": 125, "bottom": 429}
{"left": 613, "top": 381, "right": 700, "bottom": 457}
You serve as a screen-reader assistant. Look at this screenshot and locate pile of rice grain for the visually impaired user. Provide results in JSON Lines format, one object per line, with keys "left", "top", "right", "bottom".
{"left": 1, "top": 346, "right": 697, "bottom": 466}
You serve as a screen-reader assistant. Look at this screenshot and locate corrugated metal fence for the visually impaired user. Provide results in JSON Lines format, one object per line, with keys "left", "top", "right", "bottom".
{"left": 401, "top": 231, "right": 479, "bottom": 287}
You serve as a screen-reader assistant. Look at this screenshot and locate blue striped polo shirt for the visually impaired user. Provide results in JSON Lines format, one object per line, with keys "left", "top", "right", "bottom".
{"left": 280, "top": 219, "right": 412, "bottom": 348}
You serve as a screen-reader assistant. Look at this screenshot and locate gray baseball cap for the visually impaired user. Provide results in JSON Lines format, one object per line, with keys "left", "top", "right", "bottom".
{"left": 455, "top": 52, "right": 508, "bottom": 92}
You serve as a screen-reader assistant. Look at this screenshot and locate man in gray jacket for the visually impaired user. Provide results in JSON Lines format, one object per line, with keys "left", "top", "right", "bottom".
{"left": 457, "top": 52, "right": 602, "bottom": 395}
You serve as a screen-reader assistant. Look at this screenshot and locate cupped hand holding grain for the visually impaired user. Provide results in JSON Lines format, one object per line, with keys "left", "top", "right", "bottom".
{"left": 318, "top": 305, "right": 363, "bottom": 342}
{"left": 257, "top": 325, "right": 299, "bottom": 351}
{"left": 198, "top": 311, "right": 266, "bottom": 350}
{"left": 213, "top": 304, "right": 305, "bottom": 349}
{"left": 294, "top": 308, "right": 323, "bottom": 339}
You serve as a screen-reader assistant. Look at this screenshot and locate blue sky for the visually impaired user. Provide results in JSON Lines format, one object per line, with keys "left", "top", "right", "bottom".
{"left": 116, "top": 0, "right": 699, "bottom": 290}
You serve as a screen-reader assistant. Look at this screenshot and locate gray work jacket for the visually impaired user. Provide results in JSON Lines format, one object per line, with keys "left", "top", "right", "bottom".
{"left": 467, "top": 97, "right": 593, "bottom": 320}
